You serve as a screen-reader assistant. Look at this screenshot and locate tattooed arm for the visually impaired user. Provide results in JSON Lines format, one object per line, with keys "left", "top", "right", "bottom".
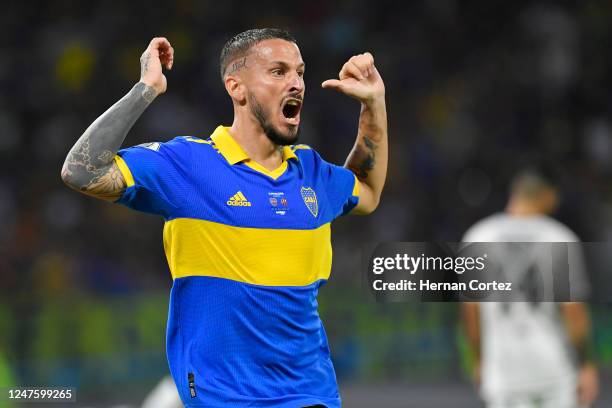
{"left": 61, "top": 37, "right": 174, "bottom": 201}
{"left": 344, "top": 97, "right": 387, "bottom": 214}
{"left": 322, "top": 52, "right": 388, "bottom": 214}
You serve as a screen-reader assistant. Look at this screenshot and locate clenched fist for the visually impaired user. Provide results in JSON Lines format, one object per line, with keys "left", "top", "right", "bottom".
{"left": 140, "top": 37, "right": 174, "bottom": 95}
{"left": 322, "top": 52, "right": 385, "bottom": 105}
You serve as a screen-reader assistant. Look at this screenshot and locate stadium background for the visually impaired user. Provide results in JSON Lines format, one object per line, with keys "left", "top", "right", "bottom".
{"left": 1, "top": 0, "right": 612, "bottom": 406}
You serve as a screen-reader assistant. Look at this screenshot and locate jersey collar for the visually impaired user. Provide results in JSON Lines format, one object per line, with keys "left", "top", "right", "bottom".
{"left": 211, "top": 126, "right": 298, "bottom": 165}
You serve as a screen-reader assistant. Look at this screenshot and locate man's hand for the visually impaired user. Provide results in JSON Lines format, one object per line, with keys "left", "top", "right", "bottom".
{"left": 321, "top": 52, "right": 385, "bottom": 104}
{"left": 329, "top": 52, "right": 388, "bottom": 215}
{"left": 140, "top": 37, "right": 174, "bottom": 96}
{"left": 577, "top": 363, "right": 599, "bottom": 406}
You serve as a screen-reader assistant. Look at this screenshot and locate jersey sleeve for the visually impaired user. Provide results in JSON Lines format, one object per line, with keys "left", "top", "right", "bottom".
{"left": 314, "top": 151, "right": 360, "bottom": 219}
{"left": 114, "top": 139, "right": 190, "bottom": 218}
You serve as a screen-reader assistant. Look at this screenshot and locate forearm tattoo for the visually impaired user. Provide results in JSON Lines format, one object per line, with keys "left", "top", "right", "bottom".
{"left": 140, "top": 51, "right": 151, "bottom": 81}
{"left": 61, "top": 82, "right": 156, "bottom": 198}
{"left": 347, "top": 136, "right": 377, "bottom": 180}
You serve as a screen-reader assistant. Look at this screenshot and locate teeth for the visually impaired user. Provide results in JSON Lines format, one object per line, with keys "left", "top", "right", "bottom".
{"left": 287, "top": 100, "right": 299, "bottom": 106}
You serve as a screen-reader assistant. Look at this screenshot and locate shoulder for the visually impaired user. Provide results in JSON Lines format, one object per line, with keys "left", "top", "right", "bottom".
{"left": 120, "top": 136, "right": 216, "bottom": 171}
{"left": 462, "top": 213, "right": 508, "bottom": 242}
{"left": 537, "top": 215, "right": 580, "bottom": 242}
{"left": 290, "top": 144, "right": 317, "bottom": 167}
{"left": 142, "top": 135, "right": 217, "bottom": 158}
{"left": 290, "top": 144, "right": 330, "bottom": 168}
{"left": 463, "top": 213, "right": 580, "bottom": 242}
{"left": 291, "top": 143, "right": 313, "bottom": 152}
{"left": 165, "top": 136, "right": 213, "bottom": 150}
{"left": 291, "top": 144, "right": 315, "bottom": 158}
{"left": 290, "top": 144, "right": 345, "bottom": 179}
{"left": 130, "top": 136, "right": 194, "bottom": 153}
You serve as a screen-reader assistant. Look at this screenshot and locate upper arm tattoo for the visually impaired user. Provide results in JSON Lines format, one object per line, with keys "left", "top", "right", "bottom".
{"left": 62, "top": 157, "right": 126, "bottom": 201}
{"left": 62, "top": 82, "right": 155, "bottom": 200}
{"left": 81, "top": 162, "right": 127, "bottom": 202}
{"left": 347, "top": 136, "right": 377, "bottom": 180}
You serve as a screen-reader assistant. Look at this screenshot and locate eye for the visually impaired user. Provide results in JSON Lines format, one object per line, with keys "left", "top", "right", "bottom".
{"left": 297, "top": 71, "right": 305, "bottom": 78}
{"left": 271, "top": 68, "right": 284, "bottom": 76}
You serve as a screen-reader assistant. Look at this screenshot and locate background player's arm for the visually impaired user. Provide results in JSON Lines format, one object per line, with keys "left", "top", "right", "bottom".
{"left": 461, "top": 303, "right": 481, "bottom": 384}
{"left": 61, "top": 37, "right": 174, "bottom": 201}
{"left": 560, "top": 302, "right": 599, "bottom": 406}
{"left": 322, "top": 53, "right": 387, "bottom": 215}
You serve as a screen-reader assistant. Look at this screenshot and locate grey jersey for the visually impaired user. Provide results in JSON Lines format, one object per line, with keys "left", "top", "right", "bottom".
{"left": 463, "top": 213, "right": 589, "bottom": 397}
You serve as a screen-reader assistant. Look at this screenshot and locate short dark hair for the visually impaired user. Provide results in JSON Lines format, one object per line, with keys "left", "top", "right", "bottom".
{"left": 511, "top": 163, "right": 561, "bottom": 198}
{"left": 219, "top": 28, "right": 297, "bottom": 80}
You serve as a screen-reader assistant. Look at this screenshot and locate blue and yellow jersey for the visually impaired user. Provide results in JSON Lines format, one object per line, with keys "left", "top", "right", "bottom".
{"left": 114, "top": 126, "right": 359, "bottom": 407}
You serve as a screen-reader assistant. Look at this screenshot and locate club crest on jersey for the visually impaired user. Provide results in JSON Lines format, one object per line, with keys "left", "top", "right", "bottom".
{"left": 301, "top": 187, "right": 318, "bottom": 217}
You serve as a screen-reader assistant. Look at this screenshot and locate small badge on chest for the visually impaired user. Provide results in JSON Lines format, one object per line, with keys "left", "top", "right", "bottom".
{"left": 268, "top": 191, "right": 289, "bottom": 215}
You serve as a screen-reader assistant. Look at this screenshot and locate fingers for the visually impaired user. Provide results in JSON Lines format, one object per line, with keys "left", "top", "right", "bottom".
{"left": 340, "top": 61, "right": 365, "bottom": 80}
{"left": 149, "top": 37, "right": 171, "bottom": 50}
{"left": 339, "top": 52, "right": 375, "bottom": 80}
{"left": 321, "top": 79, "right": 342, "bottom": 89}
{"left": 352, "top": 52, "right": 374, "bottom": 77}
{"left": 321, "top": 79, "right": 346, "bottom": 93}
{"left": 147, "top": 37, "right": 174, "bottom": 70}
{"left": 160, "top": 45, "right": 174, "bottom": 70}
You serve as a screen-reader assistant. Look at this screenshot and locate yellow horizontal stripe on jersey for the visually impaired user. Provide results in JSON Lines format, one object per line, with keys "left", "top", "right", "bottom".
{"left": 163, "top": 218, "right": 332, "bottom": 286}
{"left": 114, "top": 155, "right": 135, "bottom": 187}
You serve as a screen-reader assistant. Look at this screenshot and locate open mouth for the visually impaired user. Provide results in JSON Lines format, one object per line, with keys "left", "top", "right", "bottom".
{"left": 282, "top": 99, "right": 302, "bottom": 121}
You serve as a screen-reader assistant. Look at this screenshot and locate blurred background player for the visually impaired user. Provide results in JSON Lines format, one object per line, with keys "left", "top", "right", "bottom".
{"left": 141, "top": 376, "right": 181, "bottom": 408}
{"left": 462, "top": 167, "right": 599, "bottom": 408}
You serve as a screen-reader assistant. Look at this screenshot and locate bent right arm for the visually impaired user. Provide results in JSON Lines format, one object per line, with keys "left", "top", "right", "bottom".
{"left": 61, "top": 37, "right": 174, "bottom": 201}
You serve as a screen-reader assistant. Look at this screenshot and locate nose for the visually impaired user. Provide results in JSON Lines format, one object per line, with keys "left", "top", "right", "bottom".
{"left": 288, "top": 72, "right": 304, "bottom": 94}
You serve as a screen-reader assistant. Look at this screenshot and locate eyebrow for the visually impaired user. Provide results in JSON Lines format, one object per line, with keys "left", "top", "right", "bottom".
{"left": 270, "top": 61, "right": 306, "bottom": 70}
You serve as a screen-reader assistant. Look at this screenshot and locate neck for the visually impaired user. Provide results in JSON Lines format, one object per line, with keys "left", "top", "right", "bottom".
{"left": 505, "top": 199, "right": 542, "bottom": 217}
{"left": 229, "top": 113, "right": 283, "bottom": 171}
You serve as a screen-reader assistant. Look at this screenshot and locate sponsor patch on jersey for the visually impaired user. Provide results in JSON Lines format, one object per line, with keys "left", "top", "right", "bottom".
{"left": 268, "top": 192, "right": 288, "bottom": 215}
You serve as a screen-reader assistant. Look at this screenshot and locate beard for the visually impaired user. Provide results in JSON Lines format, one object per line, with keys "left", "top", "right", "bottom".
{"left": 248, "top": 93, "right": 300, "bottom": 146}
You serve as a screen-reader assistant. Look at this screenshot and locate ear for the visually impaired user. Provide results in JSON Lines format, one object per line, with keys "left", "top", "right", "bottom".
{"left": 225, "top": 75, "right": 246, "bottom": 105}
{"left": 541, "top": 189, "right": 559, "bottom": 214}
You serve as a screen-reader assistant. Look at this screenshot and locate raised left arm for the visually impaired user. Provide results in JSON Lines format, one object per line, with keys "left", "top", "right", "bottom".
{"left": 322, "top": 52, "right": 387, "bottom": 214}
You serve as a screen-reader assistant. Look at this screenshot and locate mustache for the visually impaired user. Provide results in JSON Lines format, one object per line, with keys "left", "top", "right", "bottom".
{"left": 284, "top": 93, "right": 303, "bottom": 102}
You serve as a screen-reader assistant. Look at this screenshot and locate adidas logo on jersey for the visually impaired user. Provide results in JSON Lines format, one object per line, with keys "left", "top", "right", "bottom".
{"left": 227, "top": 191, "right": 252, "bottom": 207}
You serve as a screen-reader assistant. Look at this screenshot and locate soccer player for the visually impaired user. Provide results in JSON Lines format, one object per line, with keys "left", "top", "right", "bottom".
{"left": 141, "top": 376, "right": 182, "bottom": 408}
{"left": 61, "top": 29, "right": 387, "bottom": 407}
{"left": 462, "top": 168, "right": 598, "bottom": 408}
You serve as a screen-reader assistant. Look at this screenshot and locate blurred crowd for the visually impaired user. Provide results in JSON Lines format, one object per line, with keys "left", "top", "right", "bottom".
{"left": 2, "top": 0, "right": 612, "bottom": 400}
